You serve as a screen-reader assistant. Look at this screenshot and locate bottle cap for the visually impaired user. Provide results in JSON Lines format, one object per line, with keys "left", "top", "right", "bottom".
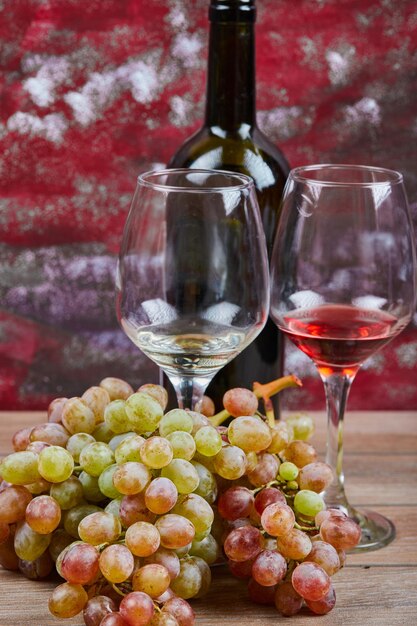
{"left": 209, "top": 0, "right": 256, "bottom": 23}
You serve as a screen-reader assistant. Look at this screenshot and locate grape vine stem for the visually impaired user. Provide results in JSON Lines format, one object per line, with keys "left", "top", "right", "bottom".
{"left": 209, "top": 375, "right": 302, "bottom": 427}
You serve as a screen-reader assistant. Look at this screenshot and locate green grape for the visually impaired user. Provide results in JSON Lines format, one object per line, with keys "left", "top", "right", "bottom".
{"left": 227, "top": 416, "right": 272, "bottom": 453}
{"left": 14, "top": 521, "right": 51, "bottom": 561}
{"left": 192, "top": 555, "right": 211, "bottom": 598}
{"left": 155, "top": 515, "right": 195, "bottom": 550}
{"left": 167, "top": 431, "right": 196, "bottom": 461}
{"left": 125, "top": 392, "right": 163, "bottom": 433}
{"left": 113, "top": 462, "right": 152, "bottom": 495}
{"left": 63, "top": 504, "right": 103, "bottom": 539}
{"left": 159, "top": 410, "right": 193, "bottom": 438}
{"left": 104, "top": 399, "right": 132, "bottom": 434}
{"left": 286, "top": 413, "right": 315, "bottom": 441}
{"left": 109, "top": 432, "right": 137, "bottom": 451}
{"left": 79, "top": 471, "right": 105, "bottom": 502}
{"left": 213, "top": 446, "right": 247, "bottom": 480}
{"left": 173, "top": 494, "right": 214, "bottom": 535}
{"left": 38, "top": 446, "right": 74, "bottom": 483}
{"left": 140, "top": 437, "right": 174, "bottom": 469}
{"left": 81, "top": 385, "right": 111, "bottom": 424}
{"left": 279, "top": 461, "right": 299, "bottom": 481}
{"left": 78, "top": 512, "right": 121, "bottom": 545}
{"left": 99, "top": 464, "right": 122, "bottom": 499}
{"left": 61, "top": 398, "right": 96, "bottom": 434}
{"left": 125, "top": 521, "right": 161, "bottom": 557}
{"left": 138, "top": 384, "right": 169, "bottom": 410}
{"left": 189, "top": 534, "right": 219, "bottom": 565}
{"left": 267, "top": 422, "right": 294, "bottom": 454}
{"left": 161, "top": 459, "right": 200, "bottom": 495}
{"left": 99, "top": 543, "right": 135, "bottom": 583}
{"left": 48, "top": 582, "right": 88, "bottom": 619}
{"left": 92, "top": 422, "right": 115, "bottom": 444}
{"left": 104, "top": 498, "right": 122, "bottom": 519}
{"left": 66, "top": 433, "right": 95, "bottom": 462}
{"left": 49, "top": 476, "right": 84, "bottom": 511}
{"left": 192, "top": 462, "right": 217, "bottom": 504}
{"left": 170, "top": 557, "right": 202, "bottom": 600}
{"left": 115, "top": 435, "right": 146, "bottom": 463}
{"left": 193, "top": 426, "right": 222, "bottom": 457}
{"left": 294, "top": 490, "right": 325, "bottom": 517}
{"left": 99, "top": 377, "right": 134, "bottom": 401}
{"left": 79, "top": 442, "right": 114, "bottom": 477}
{"left": 0, "top": 451, "right": 40, "bottom": 485}
{"left": 132, "top": 563, "right": 171, "bottom": 597}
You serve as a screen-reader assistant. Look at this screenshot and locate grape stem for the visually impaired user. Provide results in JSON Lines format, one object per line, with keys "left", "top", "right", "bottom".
{"left": 111, "top": 583, "right": 128, "bottom": 597}
{"left": 209, "top": 375, "right": 303, "bottom": 427}
{"left": 294, "top": 521, "right": 318, "bottom": 532}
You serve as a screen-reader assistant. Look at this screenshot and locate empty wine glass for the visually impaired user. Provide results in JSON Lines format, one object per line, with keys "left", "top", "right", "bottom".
{"left": 116, "top": 168, "right": 269, "bottom": 410}
{"left": 270, "top": 164, "right": 416, "bottom": 551}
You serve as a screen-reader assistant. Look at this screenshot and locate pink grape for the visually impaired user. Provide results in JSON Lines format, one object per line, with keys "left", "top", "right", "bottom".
{"left": 247, "top": 453, "right": 279, "bottom": 487}
{"left": 25, "top": 495, "right": 61, "bottom": 534}
{"left": 223, "top": 525, "right": 264, "bottom": 562}
{"left": 83, "top": 595, "right": 118, "bottom": 626}
{"left": 292, "top": 561, "right": 331, "bottom": 601}
{"left": 298, "top": 461, "right": 334, "bottom": 492}
{"left": 306, "top": 540, "right": 340, "bottom": 575}
{"left": 78, "top": 512, "right": 121, "bottom": 545}
{"left": 145, "top": 477, "right": 178, "bottom": 515}
{"left": 254, "top": 487, "right": 286, "bottom": 516}
{"left": 284, "top": 440, "right": 317, "bottom": 467}
{"left": 162, "top": 597, "right": 195, "bottom": 626}
{"left": 113, "top": 462, "right": 151, "bottom": 495}
{"left": 247, "top": 578, "right": 276, "bottom": 605}
{"left": 228, "top": 557, "right": 254, "bottom": 579}
{"left": 100, "top": 614, "right": 129, "bottom": 626}
{"left": 61, "top": 542, "right": 99, "bottom": 584}
{"left": 315, "top": 508, "right": 346, "bottom": 527}
{"left": 194, "top": 395, "right": 215, "bottom": 417}
{"left": 274, "top": 581, "right": 303, "bottom": 616}
{"left": 47, "top": 397, "right": 68, "bottom": 423}
{"left": 120, "top": 493, "right": 156, "bottom": 527}
{"left": 0, "top": 486, "right": 32, "bottom": 524}
{"left": 251, "top": 549, "right": 287, "bottom": 586}
{"left": 223, "top": 387, "right": 258, "bottom": 417}
{"left": 276, "top": 528, "right": 312, "bottom": 560}
{"left": 119, "top": 591, "right": 154, "bottom": 626}
{"left": 320, "top": 515, "right": 362, "bottom": 550}
{"left": 143, "top": 547, "right": 180, "bottom": 581}
{"left": 306, "top": 584, "right": 336, "bottom": 615}
{"left": 18, "top": 550, "right": 54, "bottom": 579}
{"left": 217, "top": 486, "right": 254, "bottom": 521}
{"left": 260, "top": 503, "right": 295, "bottom": 537}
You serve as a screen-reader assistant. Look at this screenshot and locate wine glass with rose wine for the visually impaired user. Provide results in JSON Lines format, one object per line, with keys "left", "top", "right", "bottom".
{"left": 270, "top": 164, "right": 416, "bottom": 551}
{"left": 116, "top": 168, "right": 269, "bottom": 411}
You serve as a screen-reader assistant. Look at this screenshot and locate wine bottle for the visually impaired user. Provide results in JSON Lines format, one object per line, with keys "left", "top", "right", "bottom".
{"left": 168, "top": 0, "right": 290, "bottom": 411}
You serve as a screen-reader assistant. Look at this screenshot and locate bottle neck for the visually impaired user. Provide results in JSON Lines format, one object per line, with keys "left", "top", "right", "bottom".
{"left": 205, "top": 19, "right": 256, "bottom": 131}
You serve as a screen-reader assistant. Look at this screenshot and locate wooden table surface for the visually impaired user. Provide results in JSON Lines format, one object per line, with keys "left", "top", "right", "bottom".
{"left": 1, "top": 410, "right": 416, "bottom": 626}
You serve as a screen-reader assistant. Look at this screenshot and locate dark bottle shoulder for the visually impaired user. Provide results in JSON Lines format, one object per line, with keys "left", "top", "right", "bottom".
{"left": 169, "top": 125, "right": 290, "bottom": 185}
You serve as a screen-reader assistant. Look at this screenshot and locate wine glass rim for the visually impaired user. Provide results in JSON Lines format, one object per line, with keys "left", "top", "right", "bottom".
{"left": 138, "top": 168, "right": 255, "bottom": 192}
{"left": 290, "top": 164, "right": 404, "bottom": 186}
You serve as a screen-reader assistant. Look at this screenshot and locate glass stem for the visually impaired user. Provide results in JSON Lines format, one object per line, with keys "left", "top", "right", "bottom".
{"left": 320, "top": 370, "right": 357, "bottom": 514}
{"left": 167, "top": 374, "right": 212, "bottom": 410}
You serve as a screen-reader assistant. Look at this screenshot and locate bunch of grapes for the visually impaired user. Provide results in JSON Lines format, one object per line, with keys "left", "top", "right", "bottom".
{"left": 0, "top": 376, "right": 361, "bottom": 625}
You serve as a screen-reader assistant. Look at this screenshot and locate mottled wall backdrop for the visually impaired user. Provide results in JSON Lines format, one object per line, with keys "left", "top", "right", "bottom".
{"left": 1, "top": 0, "right": 416, "bottom": 410}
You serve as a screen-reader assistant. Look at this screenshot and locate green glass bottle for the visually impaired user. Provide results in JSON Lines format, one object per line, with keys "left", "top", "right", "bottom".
{"left": 168, "top": 0, "right": 290, "bottom": 410}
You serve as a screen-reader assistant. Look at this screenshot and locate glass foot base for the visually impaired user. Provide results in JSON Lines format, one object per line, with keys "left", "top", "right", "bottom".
{"left": 350, "top": 508, "right": 396, "bottom": 552}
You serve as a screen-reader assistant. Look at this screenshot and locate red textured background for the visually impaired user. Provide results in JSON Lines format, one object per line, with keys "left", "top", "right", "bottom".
{"left": 1, "top": 0, "right": 416, "bottom": 410}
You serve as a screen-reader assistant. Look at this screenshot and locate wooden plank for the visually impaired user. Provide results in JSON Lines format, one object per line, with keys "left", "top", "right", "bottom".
{"left": 0, "top": 566, "right": 416, "bottom": 625}
{"left": 346, "top": 505, "right": 417, "bottom": 566}
{"left": 307, "top": 410, "right": 417, "bottom": 455}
